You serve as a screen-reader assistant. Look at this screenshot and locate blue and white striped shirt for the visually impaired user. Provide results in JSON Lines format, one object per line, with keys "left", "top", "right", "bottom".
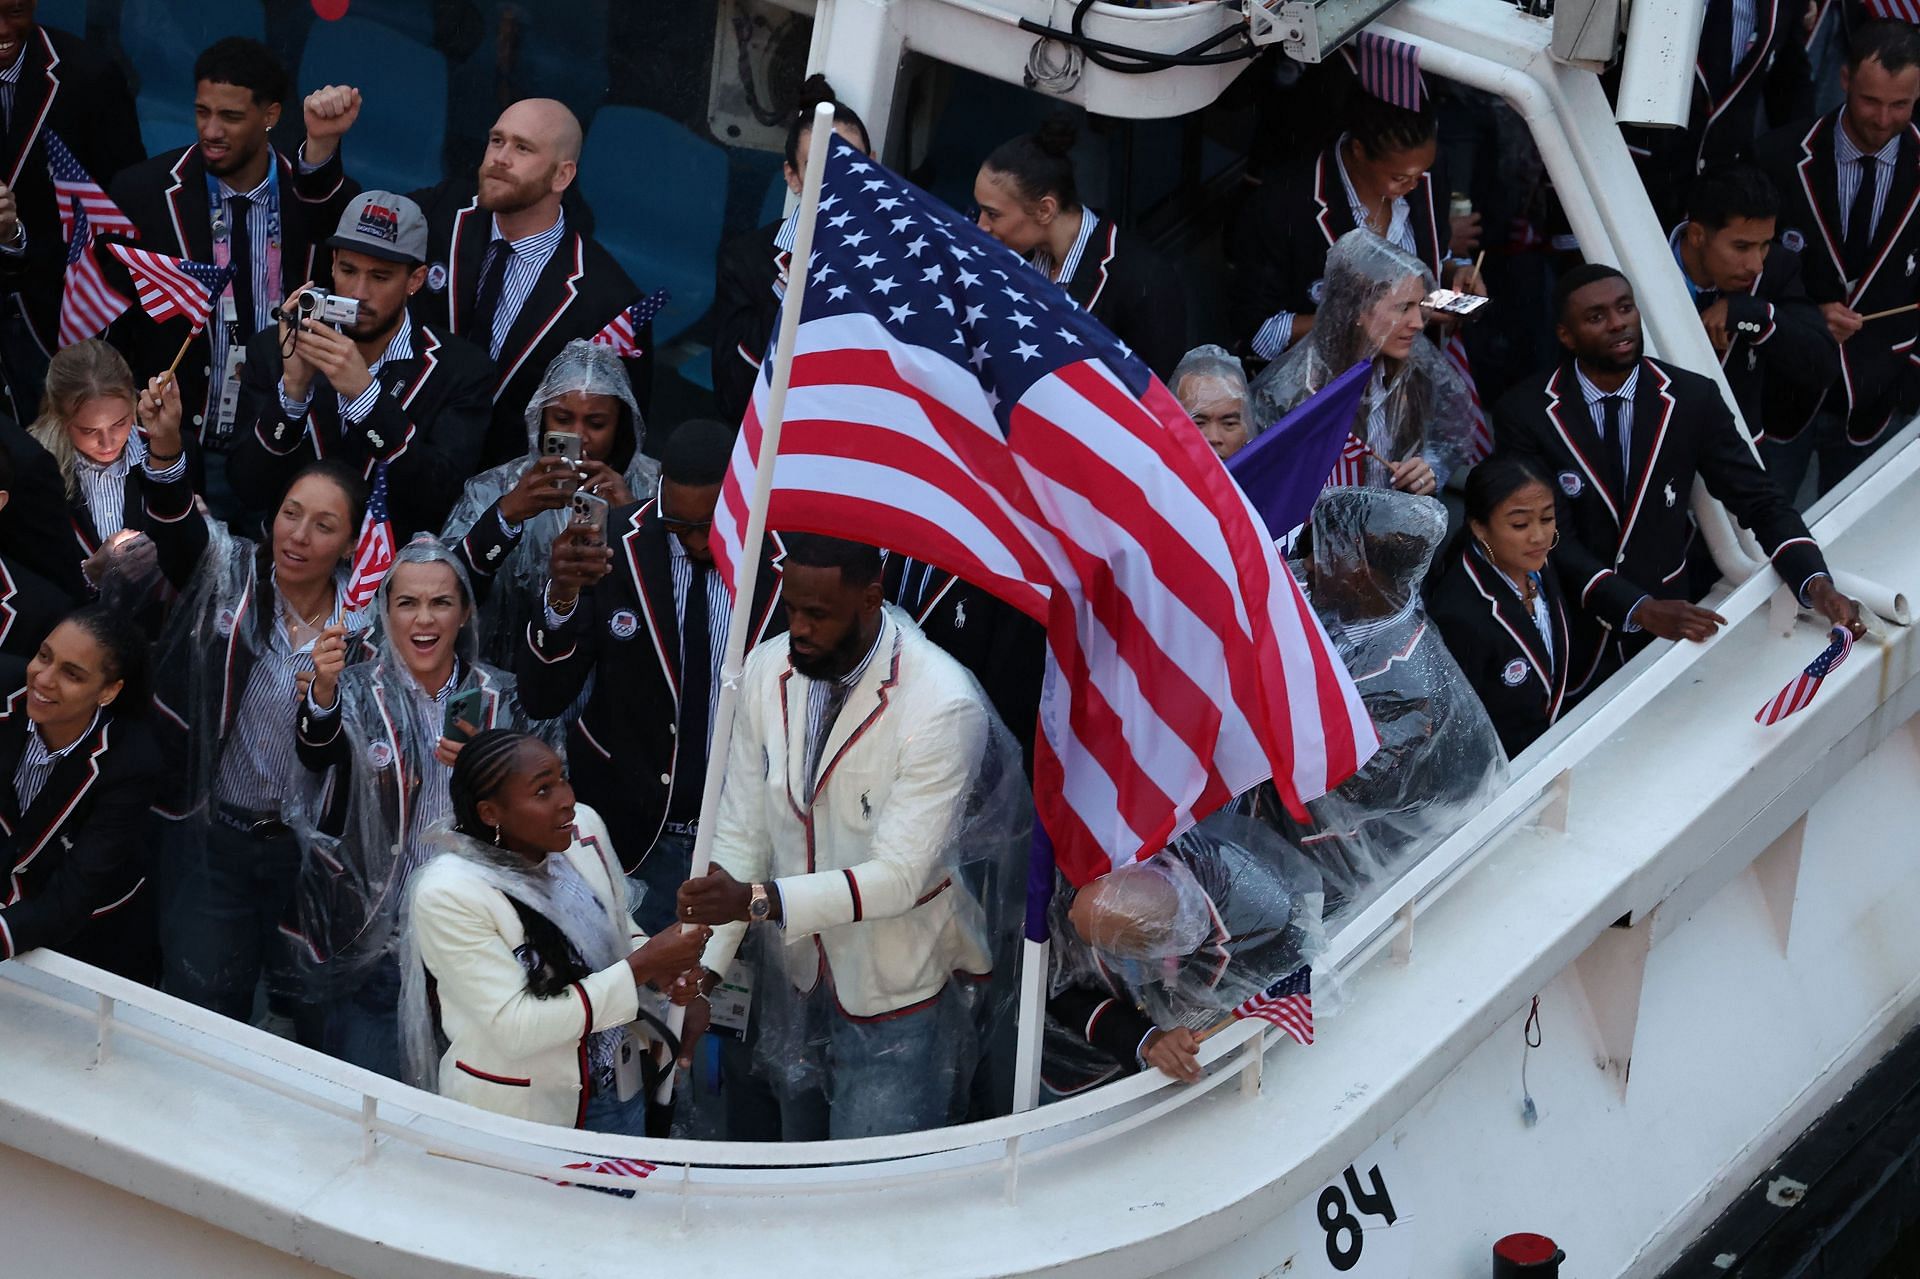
{"left": 668, "top": 534, "right": 729, "bottom": 754}
{"left": 1834, "top": 123, "right": 1899, "bottom": 256}
{"left": 482, "top": 213, "right": 568, "bottom": 362}
{"left": 74, "top": 432, "right": 144, "bottom": 543}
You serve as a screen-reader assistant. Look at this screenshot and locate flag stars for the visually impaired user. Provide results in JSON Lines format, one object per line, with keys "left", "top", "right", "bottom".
{"left": 862, "top": 179, "right": 888, "bottom": 191}
{"left": 870, "top": 275, "right": 900, "bottom": 295}
{"left": 875, "top": 196, "right": 901, "bottom": 211}
{"left": 890, "top": 216, "right": 917, "bottom": 234}
{"left": 1009, "top": 310, "right": 1035, "bottom": 330}
{"left": 922, "top": 264, "right": 944, "bottom": 284}
{"left": 828, "top": 284, "right": 850, "bottom": 301}
{"left": 812, "top": 264, "right": 834, "bottom": 285}
{"left": 969, "top": 343, "right": 990, "bottom": 369}
{"left": 888, "top": 302, "right": 917, "bottom": 324}
{"left": 856, "top": 251, "right": 883, "bottom": 270}
{"left": 1056, "top": 327, "right": 1081, "bottom": 345}
{"left": 827, "top": 211, "right": 852, "bottom": 228}
{"left": 904, "top": 235, "right": 929, "bottom": 257}
{"left": 964, "top": 303, "right": 987, "bottom": 325}
{"left": 1002, "top": 285, "right": 1026, "bottom": 302}
{"left": 956, "top": 268, "right": 981, "bottom": 288}
{"left": 817, "top": 195, "right": 841, "bottom": 211}
{"left": 1013, "top": 340, "right": 1041, "bottom": 362}
{"left": 842, "top": 229, "right": 869, "bottom": 248}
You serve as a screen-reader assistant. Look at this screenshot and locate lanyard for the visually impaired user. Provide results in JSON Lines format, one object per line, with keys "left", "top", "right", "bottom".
{"left": 205, "top": 160, "right": 284, "bottom": 318}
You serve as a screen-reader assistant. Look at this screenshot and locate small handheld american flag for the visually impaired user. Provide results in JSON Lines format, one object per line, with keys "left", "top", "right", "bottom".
{"left": 342, "top": 465, "right": 396, "bottom": 610}
{"left": 1230, "top": 965, "right": 1314, "bottom": 1045}
{"left": 104, "top": 244, "right": 234, "bottom": 334}
{"left": 1862, "top": 0, "right": 1920, "bottom": 24}
{"left": 46, "top": 131, "right": 137, "bottom": 242}
{"left": 589, "top": 288, "right": 673, "bottom": 358}
{"left": 1755, "top": 626, "right": 1855, "bottom": 725}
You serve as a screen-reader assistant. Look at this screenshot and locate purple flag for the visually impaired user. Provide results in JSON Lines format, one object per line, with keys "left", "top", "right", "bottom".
{"left": 1227, "top": 359, "right": 1373, "bottom": 539}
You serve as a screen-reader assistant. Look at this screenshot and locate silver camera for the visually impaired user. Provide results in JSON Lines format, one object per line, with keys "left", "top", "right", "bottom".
{"left": 292, "top": 288, "right": 360, "bottom": 328}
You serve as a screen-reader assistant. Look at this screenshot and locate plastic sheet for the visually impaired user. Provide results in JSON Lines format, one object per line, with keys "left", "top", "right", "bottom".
{"left": 1042, "top": 811, "right": 1327, "bottom": 1089}
{"left": 1294, "top": 487, "right": 1508, "bottom": 915}
{"left": 440, "top": 340, "right": 658, "bottom": 668}
{"left": 283, "top": 539, "right": 549, "bottom": 999}
{"left": 736, "top": 626, "right": 1032, "bottom": 1132}
{"left": 397, "top": 824, "right": 644, "bottom": 1095}
{"left": 1249, "top": 228, "right": 1474, "bottom": 489}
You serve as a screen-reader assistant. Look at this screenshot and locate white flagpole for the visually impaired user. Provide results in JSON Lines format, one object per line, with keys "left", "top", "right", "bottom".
{"left": 656, "top": 101, "right": 837, "bottom": 1103}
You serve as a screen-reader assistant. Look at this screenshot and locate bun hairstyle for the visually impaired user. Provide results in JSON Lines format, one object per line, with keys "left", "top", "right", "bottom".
{"left": 63, "top": 604, "right": 152, "bottom": 713}
{"left": 783, "top": 74, "right": 872, "bottom": 170}
{"left": 1463, "top": 454, "right": 1555, "bottom": 528}
{"left": 981, "top": 111, "right": 1082, "bottom": 211}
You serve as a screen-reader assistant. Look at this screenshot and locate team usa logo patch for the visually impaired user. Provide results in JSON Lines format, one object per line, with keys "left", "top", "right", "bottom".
{"left": 609, "top": 609, "right": 638, "bottom": 640}
{"left": 1780, "top": 228, "right": 1805, "bottom": 253}
{"left": 356, "top": 201, "right": 401, "bottom": 244}
{"left": 367, "top": 740, "right": 395, "bottom": 769}
{"left": 1557, "top": 470, "right": 1583, "bottom": 497}
{"left": 1501, "top": 658, "right": 1530, "bottom": 686}
{"left": 215, "top": 608, "right": 236, "bottom": 636}
{"left": 427, "top": 262, "right": 449, "bottom": 292}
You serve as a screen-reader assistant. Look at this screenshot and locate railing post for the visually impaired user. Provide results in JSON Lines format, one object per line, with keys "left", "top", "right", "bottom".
{"left": 92, "top": 993, "right": 113, "bottom": 1067}
{"left": 359, "top": 1095, "right": 378, "bottom": 1162}
{"left": 1003, "top": 1134, "right": 1023, "bottom": 1205}
{"left": 1241, "top": 1023, "right": 1267, "bottom": 1098}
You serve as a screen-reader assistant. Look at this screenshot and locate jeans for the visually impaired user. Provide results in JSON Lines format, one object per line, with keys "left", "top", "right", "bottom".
{"left": 630, "top": 829, "right": 696, "bottom": 934}
{"left": 158, "top": 817, "right": 317, "bottom": 1042}
{"left": 773, "top": 981, "right": 968, "bottom": 1141}
{"left": 322, "top": 953, "right": 404, "bottom": 1081}
{"left": 579, "top": 1076, "right": 652, "bottom": 1137}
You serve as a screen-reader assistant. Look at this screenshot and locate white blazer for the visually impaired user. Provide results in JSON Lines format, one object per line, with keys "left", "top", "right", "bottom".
{"left": 702, "top": 608, "right": 994, "bottom": 1019}
{"left": 411, "top": 805, "right": 644, "bottom": 1127}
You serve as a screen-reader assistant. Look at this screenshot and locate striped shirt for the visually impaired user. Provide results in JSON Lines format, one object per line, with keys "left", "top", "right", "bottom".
{"left": 402, "top": 663, "right": 459, "bottom": 876}
{"left": 801, "top": 626, "right": 883, "bottom": 801}
{"left": 207, "top": 168, "right": 279, "bottom": 435}
{"left": 213, "top": 577, "right": 370, "bottom": 812}
{"left": 0, "top": 41, "right": 20, "bottom": 132}
{"left": 668, "top": 534, "right": 728, "bottom": 754}
{"left": 1255, "top": 137, "right": 1414, "bottom": 361}
{"left": 12, "top": 709, "right": 101, "bottom": 813}
{"left": 1576, "top": 362, "right": 1638, "bottom": 477}
{"left": 482, "top": 212, "right": 568, "bottom": 362}
{"left": 1834, "top": 123, "right": 1899, "bottom": 252}
{"left": 1029, "top": 209, "right": 1101, "bottom": 291}
{"left": 1728, "top": 0, "right": 1758, "bottom": 70}
{"left": 278, "top": 311, "right": 415, "bottom": 425}
{"left": 1472, "top": 543, "right": 1554, "bottom": 666}
{"left": 74, "top": 432, "right": 145, "bottom": 543}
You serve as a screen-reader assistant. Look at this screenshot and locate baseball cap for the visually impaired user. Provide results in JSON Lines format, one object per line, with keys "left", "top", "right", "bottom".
{"left": 329, "top": 191, "right": 429, "bottom": 265}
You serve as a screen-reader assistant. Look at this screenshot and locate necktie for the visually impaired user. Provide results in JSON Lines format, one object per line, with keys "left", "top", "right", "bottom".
{"left": 227, "top": 194, "right": 256, "bottom": 338}
{"left": 1845, "top": 153, "right": 1878, "bottom": 282}
{"left": 1599, "top": 394, "right": 1627, "bottom": 499}
{"left": 471, "top": 240, "right": 512, "bottom": 357}
{"left": 674, "top": 562, "right": 712, "bottom": 817}
{"left": 1700, "top": 0, "right": 1734, "bottom": 89}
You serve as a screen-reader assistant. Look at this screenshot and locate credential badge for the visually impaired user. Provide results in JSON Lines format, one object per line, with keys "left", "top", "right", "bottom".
{"left": 1781, "top": 228, "right": 1805, "bottom": 254}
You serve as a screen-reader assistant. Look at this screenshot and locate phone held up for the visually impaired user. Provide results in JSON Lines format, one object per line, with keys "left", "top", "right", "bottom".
{"left": 443, "top": 687, "right": 486, "bottom": 744}
{"left": 569, "top": 489, "right": 610, "bottom": 545}
{"left": 539, "top": 430, "right": 585, "bottom": 493}
{"left": 1422, "top": 288, "right": 1490, "bottom": 319}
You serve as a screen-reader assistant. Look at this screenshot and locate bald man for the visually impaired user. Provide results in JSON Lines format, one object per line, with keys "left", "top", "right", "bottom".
{"left": 302, "top": 93, "right": 653, "bottom": 465}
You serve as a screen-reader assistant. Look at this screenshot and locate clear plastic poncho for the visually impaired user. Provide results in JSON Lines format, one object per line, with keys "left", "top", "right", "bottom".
{"left": 743, "top": 640, "right": 1032, "bottom": 1127}
{"left": 1042, "top": 810, "right": 1327, "bottom": 1088}
{"left": 282, "top": 539, "right": 552, "bottom": 998}
{"left": 439, "top": 340, "right": 659, "bottom": 669}
{"left": 396, "top": 824, "right": 654, "bottom": 1096}
{"left": 1295, "top": 487, "right": 1507, "bottom": 916}
{"left": 1171, "top": 343, "right": 1253, "bottom": 424}
{"left": 1249, "top": 228, "right": 1474, "bottom": 489}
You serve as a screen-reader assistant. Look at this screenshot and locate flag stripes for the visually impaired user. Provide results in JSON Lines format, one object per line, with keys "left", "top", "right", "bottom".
{"left": 1755, "top": 626, "right": 1854, "bottom": 724}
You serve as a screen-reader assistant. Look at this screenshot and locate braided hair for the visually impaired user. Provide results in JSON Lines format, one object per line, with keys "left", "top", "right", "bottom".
{"left": 449, "top": 729, "right": 538, "bottom": 840}
{"left": 1347, "top": 89, "right": 1437, "bottom": 161}
{"left": 61, "top": 604, "right": 152, "bottom": 714}
{"left": 982, "top": 111, "right": 1082, "bottom": 212}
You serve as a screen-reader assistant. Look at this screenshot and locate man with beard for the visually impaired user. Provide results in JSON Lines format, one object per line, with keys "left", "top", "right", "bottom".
{"left": 225, "top": 192, "right": 493, "bottom": 540}
{"left": 1494, "top": 263, "right": 1861, "bottom": 696}
{"left": 108, "top": 39, "right": 358, "bottom": 518}
{"left": 675, "top": 533, "right": 1005, "bottom": 1140}
{"left": 298, "top": 93, "right": 651, "bottom": 467}
{"left": 519, "top": 420, "right": 785, "bottom": 932}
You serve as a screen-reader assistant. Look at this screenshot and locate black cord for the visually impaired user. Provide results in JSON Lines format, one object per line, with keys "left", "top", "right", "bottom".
{"left": 1016, "top": 0, "right": 1259, "bottom": 75}
{"left": 733, "top": 13, "right": 787, "bottom": 128}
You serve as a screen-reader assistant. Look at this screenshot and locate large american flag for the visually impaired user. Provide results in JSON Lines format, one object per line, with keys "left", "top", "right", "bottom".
{"left": 104, "top": 244, "right": 234, "bottom": 334}
{"left": 712, "top": 139, "right": 1377, "bottom": 886}
{"left": 46, "top": 131, "right": 137, "bottom": 242}
{"left": 1231, "top": 965, "right": 1313, "bottom": 1045}
{"left": 1863, "top": 0, "right": 1920, "bottom": 23}
{"left": 588, "top": 288, "right": 673, "bottom": 358}
{"left": 342, "top": 464, "right": 396, "bottom": 609}
{"left": 1755, "top": 626, "right": 1854, "bottom": 725}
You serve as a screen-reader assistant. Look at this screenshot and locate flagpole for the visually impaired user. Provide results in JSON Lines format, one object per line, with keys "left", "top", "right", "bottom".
{"left": 655, "top": 101, "right": 837, "bottom": 1104}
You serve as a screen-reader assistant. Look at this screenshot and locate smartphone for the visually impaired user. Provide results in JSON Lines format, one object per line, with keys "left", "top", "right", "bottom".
{"left": 444, "top": 687, "right": 486, "bottom": 743}
{"left": 569, "top": 490, "right": 609, "bottom": 544}
{"left": 539, "top": 430, "right": 585, "bottom": 493}
{"left": 1423, "top": 289, "right": 1491, "bottom": 318}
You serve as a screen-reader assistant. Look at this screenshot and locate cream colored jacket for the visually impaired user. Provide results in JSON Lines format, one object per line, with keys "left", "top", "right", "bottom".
{"left": 412, "top": 806, "right": 644, "bottom": 1127}
{"left": 701, "top": 610, "right": 993, "bottom": 1018}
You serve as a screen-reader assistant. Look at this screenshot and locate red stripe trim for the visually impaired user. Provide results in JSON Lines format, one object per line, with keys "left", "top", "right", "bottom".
{"left": 1084, "top": 996, "right": 1115, "bottom": 1041}
{"left": 842, "top": 868, "right": 863, "bottom": 922}
{"left": 455, "top": 1061, "right": 530, "bottom": 1086}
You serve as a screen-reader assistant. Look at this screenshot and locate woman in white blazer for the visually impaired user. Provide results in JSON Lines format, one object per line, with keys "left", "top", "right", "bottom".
{"left": 398, "top": 730, "right": 708, "bottom": 1134}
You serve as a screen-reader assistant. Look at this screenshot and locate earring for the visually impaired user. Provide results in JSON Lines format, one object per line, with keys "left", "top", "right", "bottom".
{"left": 1549, "top": 530, "right": 1561, "bottom": 550}
{"left": 1477, "top": 538, "right": 1496, "bottom": 561}
{"left": 491, "top": 823, "right": 502, "bottom": 847}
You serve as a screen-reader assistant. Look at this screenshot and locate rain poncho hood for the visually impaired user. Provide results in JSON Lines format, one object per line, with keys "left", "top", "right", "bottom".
{"left": 1171, "top": 344, "right": 1251, "bottom": 420}
{"left": 284, "top": 539, "right": 546, "bottom": 996}
{"left": 440, "top": 340, "right": 659, "bottom": 667}
{"left": 1294, "top": 488, "right": 1506, "bottom": 915}
{"left": 1250, "top": 229, "right": 1473, "bottom": 487}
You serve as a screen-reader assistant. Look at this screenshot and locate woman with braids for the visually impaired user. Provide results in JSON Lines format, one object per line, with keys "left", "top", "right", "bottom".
{"left": 711, "top": 75, "right": 871, "bottom": 427}
{"left": 399, "top": 730, "right": 710, "bottom": 1133}
{"left": 1229, "top": 79, "right": 1482, "bottom": 368}
{"left": 134, "top": 369, "right": 375, "bottom": 1036}
{"left": 284, "top": 538, "right": 548, "bottom": 1079}
{"left": 972, "top": 113, "right": 1189, "bottom": 379}
{"left": 0, "top": 606, "right": 163, "bottom": 982}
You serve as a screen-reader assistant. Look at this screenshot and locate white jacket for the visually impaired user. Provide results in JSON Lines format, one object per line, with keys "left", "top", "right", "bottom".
{"left": 411, "top": 806, "right": 645, "bottom": 1127}
{"left": 702, "top": 609, "right": 994, "bottom": 1018}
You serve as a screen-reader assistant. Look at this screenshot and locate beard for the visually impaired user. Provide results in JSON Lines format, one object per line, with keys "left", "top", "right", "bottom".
{"left": 477, "top": 165, "right": 553, "bottom": 215}
{"left": 1588, "top": 334, "right": 1642, "bottom": 373}
{"left": 789, "top": 622, "right": 868, "bottom": 682}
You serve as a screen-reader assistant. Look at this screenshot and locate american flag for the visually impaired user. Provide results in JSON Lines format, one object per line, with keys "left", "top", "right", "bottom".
{"left": 1231, "top": 965, "right": 1313, "bottom": 1045}
{"left": 1862, "top": 0, "right": 1920, "bottom": 23}
{"left": 1328, "top": 433, "right": 1372, "bottom": 488}
{"left": 1445, "top": 333, "right": 1493, "bottom": 464}
{"left": 1346, "top": 32, "right": 1426, "bottom": 112}
{"left": 558, "top": 1154, "right": 658, "bottom": 1199}
{"left": 588, "top": 288, "right": 673, "bottom": 358}
{"left": 342, "top": 464, "right": 396, "bottom": 609}
{"left": 1755, "top": 626, "right": 1854, "bottom": 725}
{"left": 57, "top": 201, "right": 129, "bottom": 346}
{"left": 712, "top": 138, "right": 1377, "bottom": 887}
{"left": 104, "top": 244, "right": 234, "bottom": 334}
{"left": 45, "top": 131, "right": 137, "bottom": 242}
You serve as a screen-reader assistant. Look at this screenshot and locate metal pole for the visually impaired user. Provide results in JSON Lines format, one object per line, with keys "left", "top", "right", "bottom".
{"left": 656, "top": 101, "right": 838, "bottom": 1103}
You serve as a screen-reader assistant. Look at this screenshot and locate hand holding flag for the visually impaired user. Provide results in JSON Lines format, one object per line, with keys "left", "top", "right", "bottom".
{"left": 342, "top": 464, "right": 397, "bottom": 610}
